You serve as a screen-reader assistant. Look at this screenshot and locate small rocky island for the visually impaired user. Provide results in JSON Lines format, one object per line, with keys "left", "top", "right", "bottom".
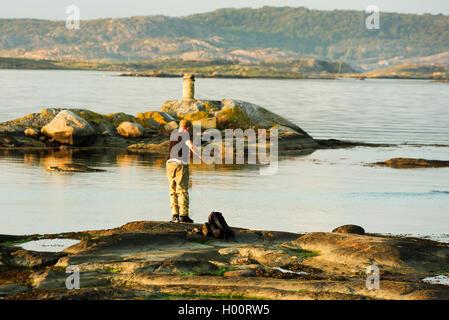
{"left": 1, "top": 221, "right": 449, "bottom": 300}
{"left": 0, "top": 74, "right": 318, "bottom": 158}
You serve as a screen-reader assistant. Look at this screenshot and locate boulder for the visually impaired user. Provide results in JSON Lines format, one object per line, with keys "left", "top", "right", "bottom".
{"left": 24, "top": 127, "right": 40, "bottom": 139}
{"left": 163, "top": 121, "right": 178, "bottom": 133}
{"left": 117, "top": 122, "right": 144, "bottom": 138}
{"left": 287, "top": 232, "right": 449, "bottom": 278}
{"left": 221, "top": 99, "right": 306, "bottom": 133}
{"left": 41, "top": 110, "right": 95, "bottom": 145}
{"left": 0, "top": 108, "right": 61, "bottom": 129}
{"left": 332, "top": 225, "right": 365, "bottom": 235}
{"left": 215, "top": 103, "right": 251, "bottom": 130}
{"left": 159, "top": 99, "right": 317, "bottom": 149}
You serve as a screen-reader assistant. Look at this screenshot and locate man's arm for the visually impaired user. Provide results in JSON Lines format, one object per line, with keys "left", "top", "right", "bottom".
{"left": 186, "top": 140, "right": 205, "bottom": 163}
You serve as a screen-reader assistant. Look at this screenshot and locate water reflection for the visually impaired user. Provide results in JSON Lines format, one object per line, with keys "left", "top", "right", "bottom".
{"left": 0, "top": 148, "right": 314, "bottom": 173}
{"left": 0, "top": 146, "right": 448, "bottom": 236}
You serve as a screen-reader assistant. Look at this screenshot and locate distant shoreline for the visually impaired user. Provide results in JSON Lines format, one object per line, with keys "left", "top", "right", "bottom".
{"left": 0, "top": 57, "right": 448, "bottom": 81}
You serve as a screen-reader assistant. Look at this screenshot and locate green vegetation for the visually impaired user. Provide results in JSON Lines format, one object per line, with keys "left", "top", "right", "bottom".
{"left": 294, "top": 289, "right": 310, "bottom": 293}
{"left": 360, "top": 64, "right": 449, "bottom": 79}
{"left": 102, "top": 268, "right": 121, "bottom": 273}
{"left": 1, "top": 7, "right": 447, "bottom": 69}
{"left": 146, "top": 292, "right": 269, "bottom": 300}
{"left": 286, "top": 248, "right": 320, "bottom": 259}
{"left": 0, "top": 56, "right": 354, "bottom": 77}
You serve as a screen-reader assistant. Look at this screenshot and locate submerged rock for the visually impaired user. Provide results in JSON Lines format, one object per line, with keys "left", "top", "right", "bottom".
{"left": 369, "top": 158, "right": 449, "bottom": 169}
{"left": 46, "top": 163, "right": 106, "bottom": 173}
{"left": 41, "top": 110, "right": 95, "bottom": 145}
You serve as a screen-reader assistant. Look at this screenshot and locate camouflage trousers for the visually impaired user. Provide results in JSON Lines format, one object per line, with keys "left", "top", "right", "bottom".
{"left": 166, "top": 161, "right": 190, "bottom": 217}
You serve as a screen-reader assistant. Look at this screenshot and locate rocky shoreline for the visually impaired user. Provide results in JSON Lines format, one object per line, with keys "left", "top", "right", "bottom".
{"left": 0, "top": 98, "right": 319, "bottom": 155}
{"left": 1, "top": 221, "right": 448, "bottom": 300}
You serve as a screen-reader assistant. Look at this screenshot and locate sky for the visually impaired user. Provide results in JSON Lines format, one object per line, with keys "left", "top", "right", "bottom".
{"left": 1, "top": 0, "right": 448, "bottom": 20}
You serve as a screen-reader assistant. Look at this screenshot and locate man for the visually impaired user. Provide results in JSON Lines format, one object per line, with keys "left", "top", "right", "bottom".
{"left": 166, "top": 119, "right": 204, "bottom": 223}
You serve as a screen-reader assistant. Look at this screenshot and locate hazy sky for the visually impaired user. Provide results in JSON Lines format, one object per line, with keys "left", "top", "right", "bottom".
{"left": 1, "top": 0, "right": 448, "bottom": 20}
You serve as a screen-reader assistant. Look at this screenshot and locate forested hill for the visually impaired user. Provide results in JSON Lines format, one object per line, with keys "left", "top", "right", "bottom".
{"left": 0, "top": 6, "right": 448, "bottom": 69}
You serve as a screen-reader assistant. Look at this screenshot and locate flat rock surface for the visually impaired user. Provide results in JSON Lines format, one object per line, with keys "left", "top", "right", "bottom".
{"left": 1, "top": 221, "right": 449, "bottom": 300}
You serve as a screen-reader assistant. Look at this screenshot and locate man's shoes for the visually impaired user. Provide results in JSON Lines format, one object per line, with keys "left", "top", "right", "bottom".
{"left": 179, "top": 215, "right": 194, "bottom": 223}
{"left": 171, "top": 215, "right": 179, "bottom": 223}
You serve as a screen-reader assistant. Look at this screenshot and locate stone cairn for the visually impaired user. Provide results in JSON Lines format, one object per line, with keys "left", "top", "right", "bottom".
{"left": 182, "top": 73, "right": 195, "bottom": 100}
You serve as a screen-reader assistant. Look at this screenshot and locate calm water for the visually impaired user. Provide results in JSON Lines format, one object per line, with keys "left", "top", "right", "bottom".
{"left": 0, "top": 70, "right": 448, "bottom": 236}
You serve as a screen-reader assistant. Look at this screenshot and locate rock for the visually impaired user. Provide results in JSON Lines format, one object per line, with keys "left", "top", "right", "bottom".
{"left": 24, "top": 128, "right": 40, "bottom": 139}
{"left": 30, "top": 270, "right": 110, "bottom": 290}
{"left": 0, "top": 125, "right": 25, "bottom": 135}
{"left": 191, "top": 117, "right": 217, "bottom": 129}
{"left": 46, "top": 163, "right": 106, "bottom": 173}
{"left": 0, "top": 133, "right": 46, "bottom": 148}
{"left": 0, "top": 284, "right": 30, "bottom": 297}
{"left": 12, "top": 136, "right": 46, "bottom": 148}
{"left": 101, "top": 136, "right": 129, "bottom": 147}
{"left": 155, "top": 257, "right": 219, "bottom": 275}
{"left": 369, "top": 158, "right": 449, "bottom": 169}
{"left": 0, "top": 134, "right": 17, "bottom": 147}
{"left": 221, "top": 99, "right": 305, "bottom": 132}
{"left": 215, "top": 103, "right": 251, "bottom": 130}
{"left": 161, "top": 100, "right": 207, "bottom": 117}
{"left": 2, "top": 222, "right": 449, "bottom": 300}
{"left": 163, "top": 121, "right": 178, "bottom": 133}
{"left": 0, "top": 246, "right": 64, "bottom": 268}
{"left": 136, "top": 111, "right": 176, "bottom": 126}
{"left": 144, "top": 118, "right": 161, "bottom": 132}
{"left": 41, "top": 110, "right": 95, "bottom": 145}
{"left": 117, "top": 122, "right": 144, "bottom": 138}
{"left": 160, "top": 98, "right": 317, "bottom": 149}
{"left": 104, "top": 112, "right": 137, "bottom": 128}
{"left": 332, "top": 225, "right": 365, "bottom": 235}
{"left": 0, "top": 108, "right": 61, "bottom": 129}
{"left": 288, "top": 232, "right": 449, "bottom": 278}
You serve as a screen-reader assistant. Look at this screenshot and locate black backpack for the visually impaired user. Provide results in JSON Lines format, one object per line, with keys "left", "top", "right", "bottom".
{"left": 202, "top": 212, "right": 235, "bottom": 240}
